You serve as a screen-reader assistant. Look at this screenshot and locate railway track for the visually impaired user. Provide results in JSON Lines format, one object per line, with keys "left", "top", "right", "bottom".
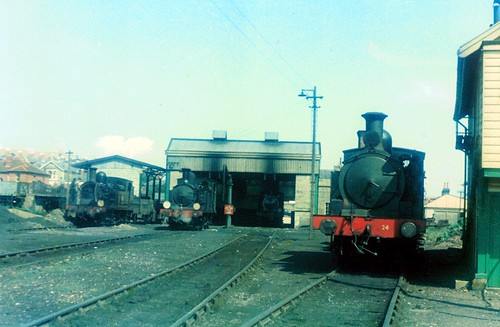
{"left": 171, "top": 230, "right": 276, "bottom": 327}
{"left": 20, "top": 232, "right": 267, "bottom": 326}
{"left": 0, "top": 233, "right": 152, "bottom": 260}
{"left": 383, "top": 276, "right": 403, "bottom": 326}
{"left": 241, "top": 272, "right": 402, "bottom": 326}
{"left": 2, "top": 227, "right": 411, "bottom": 326}
{"left": 6, "top": 226, "right": 76, "bottom": 233}
{"left": 1, "top": 229, "right": 240, "bottom": 326}
{"left": 0, "top": 233, "right": 161, "bottom": 272}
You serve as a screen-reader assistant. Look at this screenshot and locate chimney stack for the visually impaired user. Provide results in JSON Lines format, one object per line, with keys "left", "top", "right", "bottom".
{"left": 442, "top": 182, "right": 450, "bottom": 196}
{"left": 494, "top": 0, "right": 500, "bottom": 25}
{"left": 5, "top": 156, "right": 12, "bottom": 168}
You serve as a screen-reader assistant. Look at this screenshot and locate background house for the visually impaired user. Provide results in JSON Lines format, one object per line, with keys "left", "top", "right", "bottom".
{"left": 425, "top": 185, "right": 465, "bottom": 226}
{"left": 0, "top": 156, "right": 49, "bottom": 183}
{"left": 40, "top": 161, "right": 65, "bottom": 186}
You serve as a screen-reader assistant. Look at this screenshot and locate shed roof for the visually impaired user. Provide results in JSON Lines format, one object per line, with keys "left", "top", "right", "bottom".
{"left": 72, "top": 155, "right": 165, "bottom": 172}
{"left": 454, "top": 22, "right": 500, "bottom": 121}
{"left": 166, "top": 138, "right": 320, "bottom": 159}
{"left": 165, "top": 138, "right": 321, "bottom": 174}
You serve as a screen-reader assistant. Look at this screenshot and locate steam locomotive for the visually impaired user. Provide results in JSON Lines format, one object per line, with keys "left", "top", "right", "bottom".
{"left": 161, "top": 168, "right": 217, "bottom": 230}
{"left": 65, "top": 170, "right": 155, "bottom": 226}
{"left": 256, "top": 189, "right": 284, "bottom": 227}
{"left": 313, "top": 112, "right": 426, "bottom": 256}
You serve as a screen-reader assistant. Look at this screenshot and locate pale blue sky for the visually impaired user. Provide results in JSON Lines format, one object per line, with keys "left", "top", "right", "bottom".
{"left": 0, "top": 1, "right": 495, "bottom": 196}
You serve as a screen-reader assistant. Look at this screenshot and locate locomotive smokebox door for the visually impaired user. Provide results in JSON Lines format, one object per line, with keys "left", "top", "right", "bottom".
{"left": 339, "top": 154, "right": 404, "bottom": 209}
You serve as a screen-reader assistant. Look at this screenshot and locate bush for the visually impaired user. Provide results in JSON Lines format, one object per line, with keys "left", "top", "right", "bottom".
{"left": 434, "top": 223, "right": 463, "bottom": 243}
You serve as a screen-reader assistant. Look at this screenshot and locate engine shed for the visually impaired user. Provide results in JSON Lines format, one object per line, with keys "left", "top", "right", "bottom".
{"left": 165, "top": 131, "right": 321, "bottom": 228}
{"left": 72, "top": 155, "right": 166, "bottom": 200}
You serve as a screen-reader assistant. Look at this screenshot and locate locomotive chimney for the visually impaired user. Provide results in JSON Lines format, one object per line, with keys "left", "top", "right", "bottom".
{"left": 88, "top": 167, "right": 97, "bottom": 182}
{"left": 495, "top": 0, "right": 500, "bottom": 25}
{"left": 361, "top": 112, "right": 392, "bottom": 152}
{"left": 362, "top": 112, "right": 387, "bottom": 136}
{"left": 181, "top": 168, "right": 191, "bottom": 182}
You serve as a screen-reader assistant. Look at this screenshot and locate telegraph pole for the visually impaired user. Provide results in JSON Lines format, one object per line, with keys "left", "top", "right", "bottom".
{"left": 65, "top": 150, "right": 73, "bottom": 207}
{"left": 299, "top": 86, "right": 323, "bottom": 239}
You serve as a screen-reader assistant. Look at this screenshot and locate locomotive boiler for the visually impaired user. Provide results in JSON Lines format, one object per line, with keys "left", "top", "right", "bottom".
{"left": 161, "top": 168, "right": 217, "bottom": 230}
{"left": 65, "top": 170, "right": 155, "bottom": 226}
{"left": 313, "top": 112, "right": 426, "bottom": 256}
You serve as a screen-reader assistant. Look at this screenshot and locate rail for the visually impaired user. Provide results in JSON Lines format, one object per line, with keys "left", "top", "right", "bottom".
{"left": 0, "top": 233, "right": 152, "bottom": 259}
{"left": 171, "top": 230, "right": 277, "bottom": 327}
{"left": 382, "top": 275, "right": 404, "bottom": 327}
{"left": 241, "top": 270, "right": 337, "bottom": 327}
{"left": 22, "top": 234, "right": 246, "bottom": 327}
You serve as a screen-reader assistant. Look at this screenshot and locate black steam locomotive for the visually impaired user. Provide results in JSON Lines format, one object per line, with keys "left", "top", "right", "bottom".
{"left": 65, "top": 170, "right": 155, "bottom": 226}
{"left": 161, "top": 168, "right": 217, "bottom": 230}
{"left": 256, "top": 189, "right": 284, "bottom": 227}
{"left": 313, "top": 112, "right": 426, "bottom": 256}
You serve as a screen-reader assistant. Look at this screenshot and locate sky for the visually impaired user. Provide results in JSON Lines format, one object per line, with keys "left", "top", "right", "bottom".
{"left": 0, "top": 1, "right": 496, "bottom": 197}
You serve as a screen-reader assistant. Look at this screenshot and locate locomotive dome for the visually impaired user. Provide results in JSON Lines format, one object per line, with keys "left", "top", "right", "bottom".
{"left": 95, "top": 171, "right": 107, "bottom": 184}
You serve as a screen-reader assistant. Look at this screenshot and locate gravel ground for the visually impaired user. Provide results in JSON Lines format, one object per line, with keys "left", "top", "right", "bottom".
{"left": 200, "top": 229, "right": 335, "bottom": 326}
{"left": 397, "top": 246, "right": 500, "bottom": 327}
{"left": 272, "top": 273, "right": 398, "bottom": 326}
{"left": 0, "top": 207, "right": 499, "bottom": 326}
{"left": 0, "top": 207, "right": 243, "bottom": 325}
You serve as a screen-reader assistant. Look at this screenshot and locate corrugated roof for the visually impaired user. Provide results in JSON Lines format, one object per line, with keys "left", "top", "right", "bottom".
{"left": 165, "top": 138, "right": 321, "bottom": 174}
{"left": 166, "top": 138, "right": 320, "bottom": 159}
{"left": 72, "top": 155, "right": 165, "bottom": 171}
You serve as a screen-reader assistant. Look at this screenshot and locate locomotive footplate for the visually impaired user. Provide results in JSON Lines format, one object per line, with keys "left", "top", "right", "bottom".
{"left": 313, "top": 215, "right": 425, "bottom": 239}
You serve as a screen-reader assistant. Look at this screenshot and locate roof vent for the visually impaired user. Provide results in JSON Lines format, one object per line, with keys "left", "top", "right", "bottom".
{"left": 212, "top": 130, "right": 227, "bottom": 140}
{"left": 265, "top": 132, "right": 279, "bottom": 142}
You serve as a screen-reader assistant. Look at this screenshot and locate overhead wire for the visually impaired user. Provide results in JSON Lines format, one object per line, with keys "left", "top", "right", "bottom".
{"left": 207, "top": 1, "right": 318, "bottom": 142}
{"left": 233, "top": 98, "right": 309, "bottom": 138}
{"left": 208, "top": 0, "right": 309, "bottom": 89}
{"left": 228, "top": 0, "right": 309, "bottom": 86}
